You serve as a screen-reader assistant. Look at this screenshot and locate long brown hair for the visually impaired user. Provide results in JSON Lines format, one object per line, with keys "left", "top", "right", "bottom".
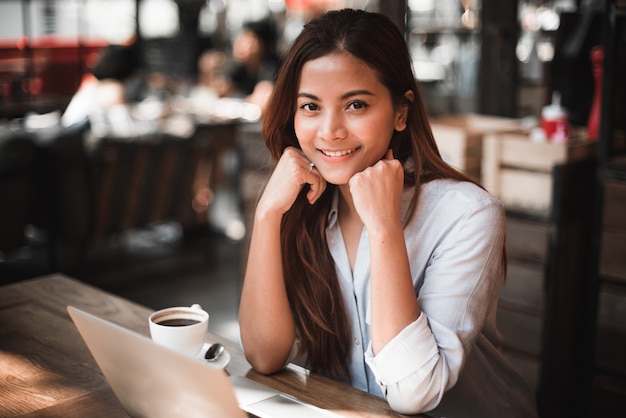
{"left": 261, "top": 9, "right": 477, "bottom": 378}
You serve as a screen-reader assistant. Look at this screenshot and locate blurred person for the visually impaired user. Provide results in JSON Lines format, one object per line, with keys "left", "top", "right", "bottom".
{"left": 61, "top": 43, "right": 142, "bottom": 128}
{"left": 227, "top": 18, "right": 280, "bottom": 113}
{"left": 196, "top": 49, "right": 231, "bottom": 98}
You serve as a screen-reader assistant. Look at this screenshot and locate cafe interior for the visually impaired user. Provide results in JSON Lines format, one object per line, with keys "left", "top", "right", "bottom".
{"left": 0, "top": 0, "right": 624, "bottom": 417}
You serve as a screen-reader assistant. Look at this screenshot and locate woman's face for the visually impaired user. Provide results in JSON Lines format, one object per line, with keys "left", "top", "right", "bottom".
{"left": 294, "top": 52, "right": 407, "bottom": 186}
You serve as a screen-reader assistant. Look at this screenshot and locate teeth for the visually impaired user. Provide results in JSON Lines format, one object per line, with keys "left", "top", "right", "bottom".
{"left": 322, "top": 149, "right": 355, "bottom": 157}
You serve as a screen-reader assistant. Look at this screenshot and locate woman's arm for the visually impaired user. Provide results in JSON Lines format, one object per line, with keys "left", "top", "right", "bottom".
{"left": 239, "top": 146, "right": 326, "bottom": 374}
{"left": 365, "top": 190, "right": 506, "bottom": 414}
{"left": 348, "top": 151, "right": 421, "bottom": 353}
{"left": 239, "top": 207, "right": 295, "bottom": 373}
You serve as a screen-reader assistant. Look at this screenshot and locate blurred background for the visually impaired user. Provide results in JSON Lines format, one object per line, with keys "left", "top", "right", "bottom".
{"left": 0, "top": 1, "right": 624, "bottom": 417}
{"left": 0, "top": 0, "right": 604, "bottom": 121}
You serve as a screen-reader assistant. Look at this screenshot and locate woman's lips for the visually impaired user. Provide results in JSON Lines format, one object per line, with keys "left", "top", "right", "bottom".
{"left": 320, "top": 147, "right": 358, "bottom": 157}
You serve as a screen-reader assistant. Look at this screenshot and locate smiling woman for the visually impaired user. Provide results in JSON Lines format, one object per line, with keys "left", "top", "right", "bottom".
{"left": 238, "top": 8, "right": 538, "bottom": 417}
{"left": 294, "top": 52, "right": 409, "bottom": 186}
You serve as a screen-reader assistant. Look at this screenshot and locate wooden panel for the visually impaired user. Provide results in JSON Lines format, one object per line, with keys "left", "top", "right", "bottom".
{"left": 496, "top": 308, "right": 543, "bottom": 356}
{"left": 502, "top": 349, "right": 540, "bottom": 394}
{"left": 496, "top": 134, "right": 596, "bottom": 171}
{"left": 590, "top": 374, "right": 626, "bottom": 418}
{"left": 431, "top": 113, "right": 522, "bottom": 134}
{"left": 499, "top": 261, "right": 545, "bottom": 313}
{"left": 494, "top": 136, "right": 569, "bottom": 171}
{"left": 500, "top": 168, "right": 553, "bottom": 212}
{"left": 596, "top": 327, "right": 626, "bottom": 377}
{"left": 236, "top": 123, "right": 271, "bottom": 171}
{"left": 599, "top": 229, "right": 626, "bottom": 282}
{"left": 505, "top": 217, "right": 549, "bottom": 263}
{"left": 595, "top": 284, "right": 626, "bottom": 375}
{"left": 430, "top": 113, "right": 522, "bottom": 182}
{"left": 540, "top": 160, "right": 596, "bottom": 418}
{"left": 603, "top": 180, "right": 626, "bottom": 230}
{"left": 482, "top": 133, "right": 596, "bottom": 213}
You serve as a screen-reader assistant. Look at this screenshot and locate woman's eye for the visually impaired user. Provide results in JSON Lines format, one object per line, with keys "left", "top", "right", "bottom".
{"left": 348, "top": 100, "right": 369, "bottom": 111}
{"left": 299, "top": 102, "right": 319, "bottom": 112}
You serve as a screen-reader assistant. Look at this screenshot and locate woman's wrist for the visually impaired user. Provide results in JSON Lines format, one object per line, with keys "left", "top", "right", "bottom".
{"left": 365, "top": 219, "right": 404, "bottom": 243}
{"left": 254, "top": 204, "right": 284, "bottom": 226}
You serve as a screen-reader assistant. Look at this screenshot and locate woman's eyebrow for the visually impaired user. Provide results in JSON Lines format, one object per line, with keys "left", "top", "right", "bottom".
{"left": 297, "top": 90, "right": 375, "bottom": 100}
{"left": 341, "top": 90, "right": 374, "bottom": 99}
{"left": 297, "top": 92, "right": 318, "bottom": 100}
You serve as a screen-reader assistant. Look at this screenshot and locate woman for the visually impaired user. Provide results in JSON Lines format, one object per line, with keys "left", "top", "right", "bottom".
{"left": 239, "top": 9, "right": 537, "bottom": 417}
{"left": 228, "top": 18, "right": 280, "bottom": 113}
{"left": 62, "top": 43, "right": 141, "bottom": 128}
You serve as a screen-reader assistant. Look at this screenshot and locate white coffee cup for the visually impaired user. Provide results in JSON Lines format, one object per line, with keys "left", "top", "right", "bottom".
{"left": 149, "top": 304, "right": 209, "bottom": 357}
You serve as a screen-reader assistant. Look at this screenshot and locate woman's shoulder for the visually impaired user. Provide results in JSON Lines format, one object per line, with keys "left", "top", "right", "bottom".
{"left": 419, "top": 179, "right": 504, "bottom": 213}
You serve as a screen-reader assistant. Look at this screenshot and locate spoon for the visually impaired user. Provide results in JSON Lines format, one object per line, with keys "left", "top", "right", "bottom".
{"left": 204, "top": 343, "right": 225, "bottom": 362}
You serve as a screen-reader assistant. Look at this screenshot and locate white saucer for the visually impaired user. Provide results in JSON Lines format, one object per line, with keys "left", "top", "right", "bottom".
{"left": 196, "top": 342, "right": 231, "bottom": 369}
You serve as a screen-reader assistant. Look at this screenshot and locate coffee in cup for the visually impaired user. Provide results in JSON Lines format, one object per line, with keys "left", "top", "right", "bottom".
{"left": 149, "top": 304, "right": 209, "bottom": 356}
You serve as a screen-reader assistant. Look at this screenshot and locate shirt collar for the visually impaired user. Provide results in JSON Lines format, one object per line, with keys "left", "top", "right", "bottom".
{"left": 327, "top": 188, "right": 340, "bottom": 228}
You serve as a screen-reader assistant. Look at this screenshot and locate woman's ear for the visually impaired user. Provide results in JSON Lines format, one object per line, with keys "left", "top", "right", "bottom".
{"left": 394, "top": 90, "right": 414, "bottom": 132}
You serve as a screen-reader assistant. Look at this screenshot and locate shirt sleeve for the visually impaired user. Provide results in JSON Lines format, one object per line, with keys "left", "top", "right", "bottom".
{"left": 365, "top": 189, "right": 505, "bottom": 414}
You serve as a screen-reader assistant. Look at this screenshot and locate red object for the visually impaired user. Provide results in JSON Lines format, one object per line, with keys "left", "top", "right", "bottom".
{"left": 0, "top": 37, "right": 106, "bottom": 99}
{"left": 588, "top": 46, "right": 604, "bottom": 139}
{"left": 541, "top": 116, "right": 569, "bottom": 143}
{"left": 541, "top": 91, "right": 570, "bottom": 142}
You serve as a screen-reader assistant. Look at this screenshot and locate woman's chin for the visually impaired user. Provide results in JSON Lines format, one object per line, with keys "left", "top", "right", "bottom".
{"left": 323, "top": 175, "right": 350, "bottom": 187}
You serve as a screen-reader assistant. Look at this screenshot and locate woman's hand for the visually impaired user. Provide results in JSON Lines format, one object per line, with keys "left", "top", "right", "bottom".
{"left": 257, "top": 146, "right": 326, "bottom": 216}
{"left": 349, "top": 149, "right": 404, "bottom": 232}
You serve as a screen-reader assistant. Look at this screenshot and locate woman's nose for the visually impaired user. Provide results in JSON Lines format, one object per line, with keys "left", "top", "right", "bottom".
{"left": 318, "top": 111, "right": 348, "bottom": 140}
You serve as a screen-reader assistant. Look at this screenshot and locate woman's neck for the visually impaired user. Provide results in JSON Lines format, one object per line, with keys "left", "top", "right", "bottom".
{"left": 338, "top": 184, "right": 354, "bottom": 212}
{"left": 338, "top": 185, "right": 363, "bottom": 271}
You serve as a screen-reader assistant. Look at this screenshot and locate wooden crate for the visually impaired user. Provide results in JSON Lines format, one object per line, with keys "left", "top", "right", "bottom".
{"left": 482, "top": 133, "right": 597, "bottom": 213}
{"left": 600, "top": 180, "right": 626, "bottom": 283}
{"left": 430, "top": 113, "right": 523, "bottom": 182}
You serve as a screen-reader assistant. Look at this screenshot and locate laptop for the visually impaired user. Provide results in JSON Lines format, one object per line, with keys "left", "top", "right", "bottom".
{"left": 67, "top": 306, "right": 339, "bottom": 418}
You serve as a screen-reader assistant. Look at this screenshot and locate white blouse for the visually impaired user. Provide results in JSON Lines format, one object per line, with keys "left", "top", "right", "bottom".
{"left": 325, "top": 179, "right": 538, "bottom": 417}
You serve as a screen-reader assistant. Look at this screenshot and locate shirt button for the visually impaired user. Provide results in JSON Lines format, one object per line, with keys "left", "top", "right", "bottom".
{"left": 354, "top": 338, "right": 360, "bottom": 346}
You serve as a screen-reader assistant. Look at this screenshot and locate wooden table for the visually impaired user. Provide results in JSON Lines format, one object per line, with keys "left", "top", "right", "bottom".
{"left": 0, "top": 274, "right": 416, "bottom": 417}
